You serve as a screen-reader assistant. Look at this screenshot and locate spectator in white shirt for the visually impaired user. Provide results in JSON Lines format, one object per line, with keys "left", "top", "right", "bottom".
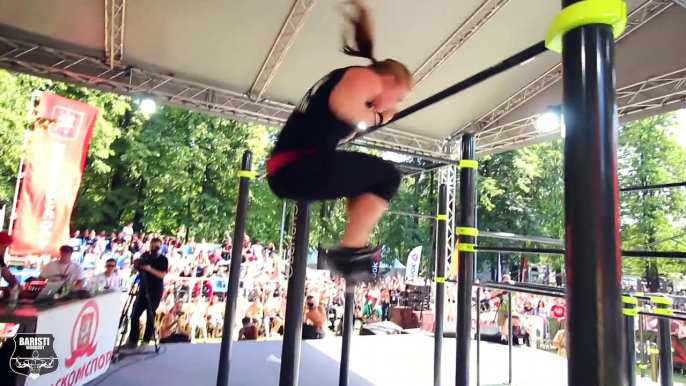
{"left": 40, "top": 245, "right": 85, "bottom": 290}
{"left": 103, "top": 258, "right": 120, "bottom": 290}
{"left": 251, "top": 240, "right": 264, "bottom": 262}
{"left": 122, "top": 222, "right": 134, "bottom": 242}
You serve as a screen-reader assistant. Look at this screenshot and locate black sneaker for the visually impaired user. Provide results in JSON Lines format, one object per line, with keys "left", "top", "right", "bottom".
{"left": 322, "top": 245, "right": 382, "bottom": 283}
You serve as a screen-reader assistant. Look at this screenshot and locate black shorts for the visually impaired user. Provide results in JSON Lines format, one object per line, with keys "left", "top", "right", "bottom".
{"left": 268, "top": 151, "right": 401, "bottom": 202}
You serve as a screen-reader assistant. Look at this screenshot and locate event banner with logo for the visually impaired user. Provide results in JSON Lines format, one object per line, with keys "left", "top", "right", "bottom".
{"left": 405, "top": 246, "right": 422, "bottom": 280}
{"left": 10, "top": 93, "right": 98, "bottom": 256}
{"left": 32, "top": 291, "right": 121, "bottom": 386}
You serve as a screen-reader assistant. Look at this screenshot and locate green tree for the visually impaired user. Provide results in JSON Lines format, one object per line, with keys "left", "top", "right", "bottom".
{"left": 618, "top": 114, "right": 686, "bottom": 276}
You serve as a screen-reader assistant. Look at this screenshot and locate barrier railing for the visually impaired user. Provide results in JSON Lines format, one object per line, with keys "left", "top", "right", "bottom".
{"left": 472, "top": 281, "right": 686, "bottom": 386}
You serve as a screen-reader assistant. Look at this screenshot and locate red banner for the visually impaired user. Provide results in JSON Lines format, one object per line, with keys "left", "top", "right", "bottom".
{"left": 10, "top": 93, "right": 98, "bottom": 256}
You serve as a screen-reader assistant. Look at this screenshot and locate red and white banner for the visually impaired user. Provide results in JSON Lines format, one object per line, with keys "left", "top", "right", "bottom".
{"left": 10, "top": 93, "right": 98, "bottom": 256}
{"left": 34, "top": 291, "right": 122, "bottom": 386}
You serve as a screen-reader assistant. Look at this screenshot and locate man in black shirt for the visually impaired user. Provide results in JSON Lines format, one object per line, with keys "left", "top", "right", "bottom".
{"left": 124, "top": 238, "right": 168, "bottom": 352}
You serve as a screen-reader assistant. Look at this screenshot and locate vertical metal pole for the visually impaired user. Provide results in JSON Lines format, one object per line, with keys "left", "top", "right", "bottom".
{"left": 339, "top": 282, "right": 355, "bottom": 386}
{"left": 216, "top": 150, "right": 252, "bottom": 386}
{"left": 455, "top": 133, "right": 476, "bottom": 386}
{"left": 561, "top": 1, "right": 626, "bottom": 384}
{"left": 624, "top": 311, "right": 636, "bottom": 386}
{"left": 639, "top": 314, "right": 646, "bottom": 377}
{"left": 657, "top": 318, "right": 673, "bottom": 386}
{"left": 475, "top": 287, "right": 481, "bottom": 386}
{"left": 279, "top": 201, "right": 311, "bottom": 386}
{"left": 278, "top": 201, "right": 287, "bottom": 258}
{"left": 434, "top": 184, "right": 448, "bottom": 386}
{"left": 507, "top": 292, "right": 513, "bottom": 385}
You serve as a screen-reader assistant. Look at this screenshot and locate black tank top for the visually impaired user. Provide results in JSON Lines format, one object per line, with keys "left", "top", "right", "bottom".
{"left": 272, "top": 67, "right": 356, "bottom": 155}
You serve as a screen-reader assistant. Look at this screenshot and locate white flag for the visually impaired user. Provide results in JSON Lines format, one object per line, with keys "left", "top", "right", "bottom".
{"left": 405, "top": 246, "right": 422, "bottom": 280}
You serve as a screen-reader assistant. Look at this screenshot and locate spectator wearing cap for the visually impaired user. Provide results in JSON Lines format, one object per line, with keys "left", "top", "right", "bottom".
{"left": 0, "top": 231, "right": 19, "bottom": 289}
{"left": 39, "top": 245, "right": 85, "bottom": 290}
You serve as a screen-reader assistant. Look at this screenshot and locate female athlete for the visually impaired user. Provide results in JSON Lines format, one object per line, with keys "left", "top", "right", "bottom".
{"left": 266, "top": 0, "right": 412, "bottom": 282}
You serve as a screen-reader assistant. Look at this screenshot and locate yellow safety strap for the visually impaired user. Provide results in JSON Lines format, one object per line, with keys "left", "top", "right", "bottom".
{"left": 459, "top": 159, "right": 478, "bottom": 169}
{"left": 458, "top": 243, "right": 476, "bottom": 252}
{"left": 622, "top": 295, "right": 638, "bottom": 316}
{"left": 238, "top": 170, "right": 257, "bottom": 179}
{"left": 435, "top": 277, "right": 445, "bottom": 283}
{"left": 436, "top": 214, "right": 448, "bottom": 220}
{"left": 650, "top": 296, "right": 673, "bottom": 305}
{"left": 545, "top": 0, "right": 627, "bottom": 53}
{"left": 648, "top": 348, "right": 659, "bottom": 354}
{"left": 638, "top": 364, "right": 648, "bottom": 369}
{"left": 651, "top": 296, "right": 674, "bottom": 316}
{"left": 457, "top": 227, "right": 479, "bottom": 237}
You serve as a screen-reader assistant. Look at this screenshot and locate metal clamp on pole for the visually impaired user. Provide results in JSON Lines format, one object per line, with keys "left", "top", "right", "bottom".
{"left": 652, "top": 296, "right": 674, "bottom": 386}
{"left": 622, "top": 296, "right": 639, "bottom": 386}
{"left": 217, "top": 151, "right": 253, "bottom": 386}
{"left": 433, "top": 184, "right": 448, "bottom": 386}
{"left": 455, "top": 134, "right": 477, "bottom": 386}
{"left": 280, "top": 201, "right": 312, "bottom": 386}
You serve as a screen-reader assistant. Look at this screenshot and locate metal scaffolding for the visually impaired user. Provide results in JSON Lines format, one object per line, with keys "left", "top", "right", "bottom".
{"left": 249, "top": 0, "right": 318, "bottom": 101}
{"left": 412, "top": 0, "right": 511, "bottom": 89}
{"left": 439, "top": 163, "right": 457, "bottom": 277}
{"left": 473, "top": 66, "right": 686, "bottom": 155}
{"left": 104, "top": 0, "right": 126, "bottom": 69}
{"left": 450, "top": 0, "right": 674, "bottom": 138}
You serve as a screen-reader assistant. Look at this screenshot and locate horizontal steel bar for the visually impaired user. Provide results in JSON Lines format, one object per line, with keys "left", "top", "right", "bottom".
{"left": 476, "top": 245, "right": 686, "bottom": 259}
{"left": 480, "top": 231, "right": 564, "bottom": 245}
{"left": 621, "top": 181, "right": 686, "bottom": 193}
{"left": 355, "top": 41, "right": 548, "bottom": 141}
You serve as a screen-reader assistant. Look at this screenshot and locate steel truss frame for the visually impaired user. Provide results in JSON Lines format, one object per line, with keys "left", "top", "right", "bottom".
{"left": 412, "top": 0, "right": 511, "bottom": 89}
{"left": 0, "top": 35, "right": 455, "bottom": 159}
{"left": 439, "top": 164, "right": 457, "bottom": 277}
{"left": 451, "top": 0, "right": 673, "bottom": 138}
{"left": 104, "top": 0, "right": 126, "bottom": 69}
{"left": 249, "top": 0, "right": 318, "bottom": 101}
{"left": 475, "top": 67, "right": 686, "bottom": 154}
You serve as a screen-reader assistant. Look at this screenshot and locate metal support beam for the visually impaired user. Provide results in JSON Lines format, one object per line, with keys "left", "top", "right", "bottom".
{"left": 0, "top": 35, "right": 455, "bottom": 159}
{"left": 561, "top": 4, "right": 626, "bottom": 384}
{"left": 455, "top": 133, "right": 476, "bottom": 386}
{"left": 453, "top": 0, "right": 673, "bottom": 139}
{"left": 439, "top": 164, "right": 457, "bottom": 278}
{"left": 412, "top": 0, "right": 511, "bottom": 89}
{"left": 474, "top": 66, "right": 686, "bottom": 155}
{"left": 249, "top": 0, "right": 318, "bottom": 101}
{"left": 433, "top": 183, "right": 448, "bottom": 386}
{"left": 104, "top": 0, "right": 126, "bottom": 69}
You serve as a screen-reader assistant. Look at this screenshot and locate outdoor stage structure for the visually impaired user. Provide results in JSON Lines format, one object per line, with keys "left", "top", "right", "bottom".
{"left": 0, "top": 0, "right": 685, "bottom": 386}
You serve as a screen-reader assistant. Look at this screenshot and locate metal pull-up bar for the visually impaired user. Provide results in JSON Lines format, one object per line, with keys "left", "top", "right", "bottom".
{"left": 354, "top": 41, "right": 548, "bottom": 142}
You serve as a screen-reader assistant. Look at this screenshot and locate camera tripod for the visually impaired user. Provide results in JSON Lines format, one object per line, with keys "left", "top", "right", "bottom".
{"left": 113, "top": 271, "right": 160, "bottom": 362}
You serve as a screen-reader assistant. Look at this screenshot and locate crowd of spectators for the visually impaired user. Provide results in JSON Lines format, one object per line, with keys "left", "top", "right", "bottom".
{"left": 31, "top": 224, "right": 412, "bottom": 344}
